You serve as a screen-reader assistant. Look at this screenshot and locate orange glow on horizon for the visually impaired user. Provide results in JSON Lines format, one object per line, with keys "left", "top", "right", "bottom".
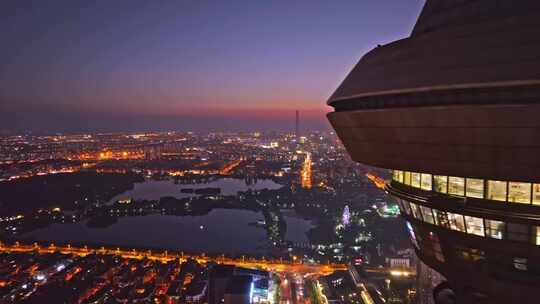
{"left": 108, "top": 103, "right": 331, "bottom": 120}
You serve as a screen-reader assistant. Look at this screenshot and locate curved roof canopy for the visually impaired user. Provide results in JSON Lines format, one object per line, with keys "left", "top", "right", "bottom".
{"left": 328, "top": 0, "right": 540, "bottom": 106}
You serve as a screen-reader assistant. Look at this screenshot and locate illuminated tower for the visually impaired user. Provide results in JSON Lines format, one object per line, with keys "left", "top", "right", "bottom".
{"left": 327, "top": 1, "right": 540, "bottom": 303}
{"left": 342, "top": 205, "right": 351, "bottom": 227}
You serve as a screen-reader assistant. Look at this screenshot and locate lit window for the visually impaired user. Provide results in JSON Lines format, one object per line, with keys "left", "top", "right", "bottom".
{"left": 411, "top": 173, "right": 421, "bottom": 188}
{"left": 393, "top": 170, "right": 403, "bottom": 183}
{"left": 466, "top": 178, "right": 484, "bottom": 199}
{"left": 485, "top": 219, "right": 504, "bottom": 239}
{"left": 508, "top": 182, "right": 531, "bottom": 204}
{"left": 403, "top": 172, "right": 411, "bottom": 186}
{"left": 419, "top": 206, "right": 435, "bottom": 224}
{"left": 421, "top": 174, "right": 432, "bottom": 191}
{"left": 433, "top": 176, "right": 447, "bottom": 193}
{"left": 409, "top": 203, "right": 422, "bottom": 220}
{"left": 486, "top": 180, "right": 507, "bottom": 202}
{"left": 533, "top": 184, "right": 540, "bottom": 205}
{"left": 507, "top": 223, "right": 529, "bottom": 242}
{"left": 464, "top": 216, "right": 485, "bottom": 237}
{"left": 447, "top": 212, "right": 466, "bottom": 232}
{"left": 455, "top": 246, "right": 485, "bottom": 262}
{"left": 448, "top": 177, "right": 465, "bottom": 196}
{"left": 536, "top": 227, "right": 540, "bottom": 245}
{"left": 432, "top": 209, "right": 449, "bottom": 228}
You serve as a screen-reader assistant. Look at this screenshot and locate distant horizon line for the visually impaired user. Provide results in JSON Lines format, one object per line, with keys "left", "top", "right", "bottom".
{"left": 0, "top": 128, "right": 334, "bottom": 136}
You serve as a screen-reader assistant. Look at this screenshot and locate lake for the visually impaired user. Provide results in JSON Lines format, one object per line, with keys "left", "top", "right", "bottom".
{"left": 22, "top": 209, "right": 314, "bottom": 255}
{"left": 107, "top": 177, "right": 283, "bottom": 203}
{"left": 21, "top": 178, "right": 315, "bottom": 255}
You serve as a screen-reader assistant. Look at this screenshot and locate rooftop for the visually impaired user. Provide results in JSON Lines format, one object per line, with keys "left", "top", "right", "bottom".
{"left": 328, "top": 0, "right": 540, "bottom": 107}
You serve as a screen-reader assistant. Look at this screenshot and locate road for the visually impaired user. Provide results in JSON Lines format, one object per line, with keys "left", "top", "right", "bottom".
{"left": 219, "top": 158, "right": 243, "bottom": 175}
{"left": 280, "top": 274, "right": 293, "bottom": 304}
{"left": 277, "top": 272, "right": 313, "bottom": 304}
{"left": 292, "top": 273, "right": 308, "bottom": 304}
{"left": 0, "top": 241, "right": 346, "bottom": 275}
{"left": 300, "top": 152, "right": 312, "bottom": 189}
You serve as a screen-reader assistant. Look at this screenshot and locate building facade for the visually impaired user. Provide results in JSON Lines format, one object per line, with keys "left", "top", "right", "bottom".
{"left": 327, "top": 1, "right": 540, "bottom": 303}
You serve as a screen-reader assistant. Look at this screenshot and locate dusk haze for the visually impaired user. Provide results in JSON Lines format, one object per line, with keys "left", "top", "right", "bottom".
{"left": 1, "top": 0, "right": 422, "bottom": 133}
{"left": 2, "top": 1, "right": 537, "bottom": 304}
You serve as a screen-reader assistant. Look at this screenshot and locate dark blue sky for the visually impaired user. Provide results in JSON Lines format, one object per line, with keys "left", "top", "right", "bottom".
{"left": 0, "top": 0, "right": 424, "bottom": 133}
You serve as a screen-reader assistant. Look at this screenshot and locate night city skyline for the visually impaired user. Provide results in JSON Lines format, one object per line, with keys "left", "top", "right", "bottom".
{"left": 4, "top": 1, "right": 539, "bottom": 303}
{"left": 0, "top": 0, "right": 423, "bottom": 133}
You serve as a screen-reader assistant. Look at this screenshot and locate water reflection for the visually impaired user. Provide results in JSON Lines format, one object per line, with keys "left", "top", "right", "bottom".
{"left": 23, "top": 210, "right": 269, "bottom": 255}
{"left": 21, "top": 178, "right": 314, "bottom": 255}
{"left": 107, "top": 178, "right": 282, "bottom": 203}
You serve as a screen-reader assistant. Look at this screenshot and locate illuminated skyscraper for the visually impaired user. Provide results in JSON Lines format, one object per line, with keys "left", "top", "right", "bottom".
{"left": 342, "top": 205, "right": 350, "bottom": 227}
{"left": 327, "top": 1, "right": 540, "bottom": 303}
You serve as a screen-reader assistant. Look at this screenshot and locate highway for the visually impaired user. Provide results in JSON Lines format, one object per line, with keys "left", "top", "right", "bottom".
{"left": 365, "top": 172, "right": 386, "bottom": 189}
{"left": 0, "top": 241, "right": 346, "bottom": 275}
{"left": 219, "top": 158, "right": 243, "bottom": 175}
{"left": 301, "top": 152, "right": 312, "bottom": 189}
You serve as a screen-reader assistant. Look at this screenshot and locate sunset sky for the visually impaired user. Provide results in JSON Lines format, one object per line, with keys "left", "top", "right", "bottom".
{"left": 0, "top": 0, "right": 424, "bottom": 133}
